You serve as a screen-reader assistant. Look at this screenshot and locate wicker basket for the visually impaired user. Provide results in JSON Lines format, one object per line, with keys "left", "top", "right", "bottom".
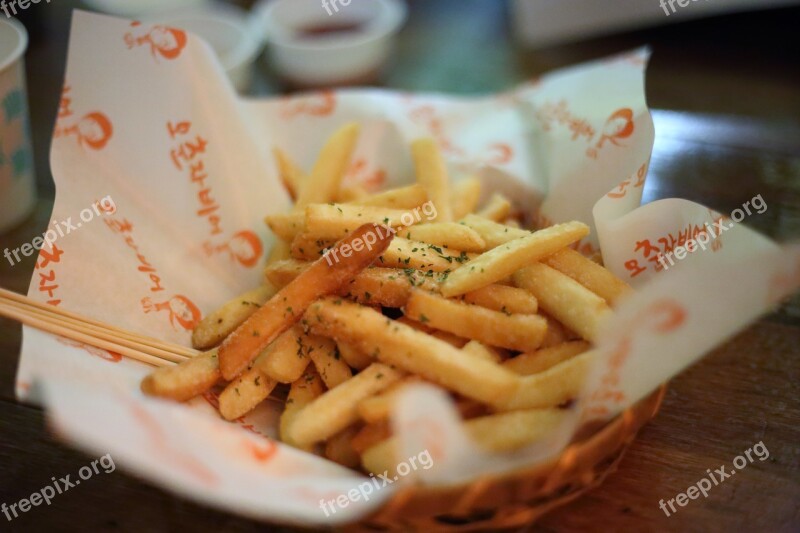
{"left": 348, "top": 385, "right": 667, "bottom": 532}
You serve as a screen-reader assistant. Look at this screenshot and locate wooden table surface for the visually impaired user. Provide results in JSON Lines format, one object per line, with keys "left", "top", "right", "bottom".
{"left": 1, "top": 1, "right": 798, "bottom": 531}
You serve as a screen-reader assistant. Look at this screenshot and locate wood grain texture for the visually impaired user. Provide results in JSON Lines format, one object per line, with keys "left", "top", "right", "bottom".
{"left": 0, "top": 0, "right": 798, "bottom": 531}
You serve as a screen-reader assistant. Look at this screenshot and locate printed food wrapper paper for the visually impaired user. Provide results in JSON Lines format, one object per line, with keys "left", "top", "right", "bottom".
{"left": 15, "top": 11, "right": 800, "bottom": 526}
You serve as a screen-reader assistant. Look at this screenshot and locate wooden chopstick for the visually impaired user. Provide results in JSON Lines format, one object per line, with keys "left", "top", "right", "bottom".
{"left": 0, "top": 302, "right": 174, "bottom": 367}
{"left": 0, "top": 288, "right": 198, "bottom": 357}
{"left": 0, "top": 288, "right": 202, "bottom": 367}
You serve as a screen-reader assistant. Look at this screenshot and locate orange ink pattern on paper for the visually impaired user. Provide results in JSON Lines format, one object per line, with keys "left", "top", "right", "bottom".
{"left": 203, "top": 230, "right": 263, "bottom": 268}
{"left": 585, "top": 299, "right": 687, "bottom": 419}
{"left": 141, "top": 295, "right": 202, "bottom": 331}
{"left": 35, "top": 244, "right": 65, "bottom": 306}
{"left": 279, "top": 91, "right": 336, "bottom": 119}
{"left": 54, "top": 87, "right": 113, "bottom": 151}
{"left": 127, "top": 400, "right": 217, "bottom": 486}
{"left": 345, "top": 158, "right": 387, "bottom": 192}
{"left": 124, "top": 22, "right": 188, "bottom": 61}
{"left": 56, "top": 337, "right": 122, "bottom": 363}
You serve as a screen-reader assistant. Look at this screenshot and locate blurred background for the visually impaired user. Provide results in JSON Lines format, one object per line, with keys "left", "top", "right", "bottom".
{"left": 0, "top": 1, "right": 798, "bottom": 531}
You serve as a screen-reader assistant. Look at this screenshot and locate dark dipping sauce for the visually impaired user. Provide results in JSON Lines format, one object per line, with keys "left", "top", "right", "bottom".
{"left": 295, "top": 21, "right": 366, "bottom": 39}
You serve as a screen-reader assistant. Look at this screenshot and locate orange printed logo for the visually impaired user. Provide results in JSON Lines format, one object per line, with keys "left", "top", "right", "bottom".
{"left": 56, "top": 337, "right": 122, "bottom": 363}
{"left": 596, "top": 108, "right": 635, "bottom": 149}
{"left": 141, "top": 295, "right": 202, "bottom": 331}
{"left": 585, "top": 299, "right": 686, "bottom": 419}
{"left": 203, "top": 230, "right": 263, "bottom": 268}
{"left": 124, "top": 22, "right": 188, "bottom": 61}
{"left": 484, "top": 142, "right": 514, "bottom": 165}
{"left": 54, "top": 87, "right": 113, "bottom": 151}
{"left": 345, "top": 158, "right": 387, "bottom": 192}
{"left": 279, "top": 90, "right": 336, "bottom": 119}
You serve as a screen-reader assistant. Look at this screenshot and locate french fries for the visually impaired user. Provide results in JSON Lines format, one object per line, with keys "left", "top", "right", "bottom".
{"left": 280, "top": 366, "right": 324, "bottom": 449}
{"left": 404, "top": 289, "right": 546, "bottom": 351}
{"left": 192, "top": 285, "right": 275, "bottom": 350}
{"left": 450, "top": 176, "right": 482, "bottom": 220}
{"left": 440, "top": 221, "right": 589, "bottom": 297}
{"left": 295, "top": 123, "right": 360, "bottom": 207}
{"left": 140, "top": 349, "right": 220, "bottom": 402}
{"left": 462, "top": 284, "right": 538, "bottom": 315}
{"left": 218, "top": 367, "right": 277, "bottom": 421}
{"left": 141, "top": 128, "right": 634, "bottom": 482}
{"left": 411, "top": 139, "right": 453, "bottom": 222}
{"left": 543, "top": 248, "right": 632, "bottom": 305}
{"left": 218, "top": 223, "right": 393, "bottom": 380}
{"left": 351, "top": 184, "right": 428, "bottom": 209}
{"left": 503, "top": 340, "right": 590, "bottom": 375}
{"left": 401, "top": 222, "right": 486, "bottom": 252}
{"left": 273, "top": 147, "right": 305, "bottom": 201}
{"left": 286, "top": 363, "right": 404, "bottom": 447}
{"left": 513, "top": 263, "right": 611, "bottom": 342}
{"left": 307, "top": 298, "right": 520, "bottom": 408}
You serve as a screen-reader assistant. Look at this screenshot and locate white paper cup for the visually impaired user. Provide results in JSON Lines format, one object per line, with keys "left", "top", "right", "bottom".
{"left": 256, "top": 0, "right": 408, "bottom": 88}
{"left": 0, "top": 18, "right": 36, "bottom": 234}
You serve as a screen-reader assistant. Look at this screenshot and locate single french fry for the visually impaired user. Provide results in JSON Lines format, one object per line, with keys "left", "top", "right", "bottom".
{"left": 339, "top": 267, "right": 440, "bottom": 308}
{"left": 218, "top": 223, "right": 393, "bottom": 380}
{"left": 305, "top": 204, "right": 417, "bottom": 241}
{"left": 264, "top": 259, "right": 310, "bottom": 288}
{"left": 477, "top": 193, "right": 512, "bottom": 222}
{"left": 351, "top": 420, "right": 391, "bottom": 455}
{"left": 460, "top": 214, "right": 528, "bottom": 248}
{"left": 357, "top": 377, "right": 422, "bottom": 423}
{"left": 273, "top": 147, "right": 306, "bottom": 201}
{"left": 462, "top": 284, "right": 538, "bottom": 315}
{"left": 286, "top": 363, "right": 404, "bottom": 447}
{"left": 256, "top": 325, "right": 309, "bottom": 383}
{"left": 430, "top": 330, "right": 469, "bottom": 348}
{"left": 503, "top": 341, "right": 590, "bottom": 376}
{"left": 462, "top": 340, "right": 503, "bottom": 363}
{"left": 324, "top": 425, "right": 362, "bottom": 468}
{"left": 307, "top": 298, "right": 520, "bottom": 407}
{"left": 440, "top": 221, "right": 590, "bottom": 297}
{"left": 540, "top": 313, "right": 570, "bottom": 348}
{"left": 503, "top": 218, "right": 522, "bottom": 229}
{"left": 362, "top": 408, "right": 565, "bottom": 476}
{"left": 378, "top": 237, "right": 474, "bottom": 272}
{"left": 513, "top": 263, "right": 611, "bottom": 342}
{"left": 352, "top": 184, "right": 428, "bottom": 210}
{"left": 402, "top": 222, "right": 486, "bottom": 253}
{"left": 266, "top": 240, "right": 292, "bottom": 265}
{"left": 293, "top": 233, "right": 472, "bottom": 272}
{"left": 141, "top": 350, "right": 220, "bottom": 402}
{"left": 337, "top": 342, "right": 372, "bottom": 371}
{"left": 280, "top": 366, "right": 324, "bottom": 449}
{"left": 218, "top": 367, "right": 277, "bottom": 421}
{"left": 308, "top": 336, "right": 352, "bottom": 389}
{"left": 336, "top": 184, "right": 369, "bottom": 203}
{"left": 295, "top": 123, "right": 360, "bottom": 207}
{"left": 191, "top": 285, "right": 275, "bottom": 350}
{"left": 543, "top": 248, "right": 632, "bottom": 306}
{"left": 499, "top": 350, "right": 596, "bottom": 411}
{"left": 411, "top": 138, "right": 453, "bottom": 222}
{"left": 264, "top": 212, "right": 305, "bottom": 242}
{"left": 404, "top": 289, "right": 546, "bottom": 352}
{"left": 450, "top": 176, "right": 482, "bottom": 220}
